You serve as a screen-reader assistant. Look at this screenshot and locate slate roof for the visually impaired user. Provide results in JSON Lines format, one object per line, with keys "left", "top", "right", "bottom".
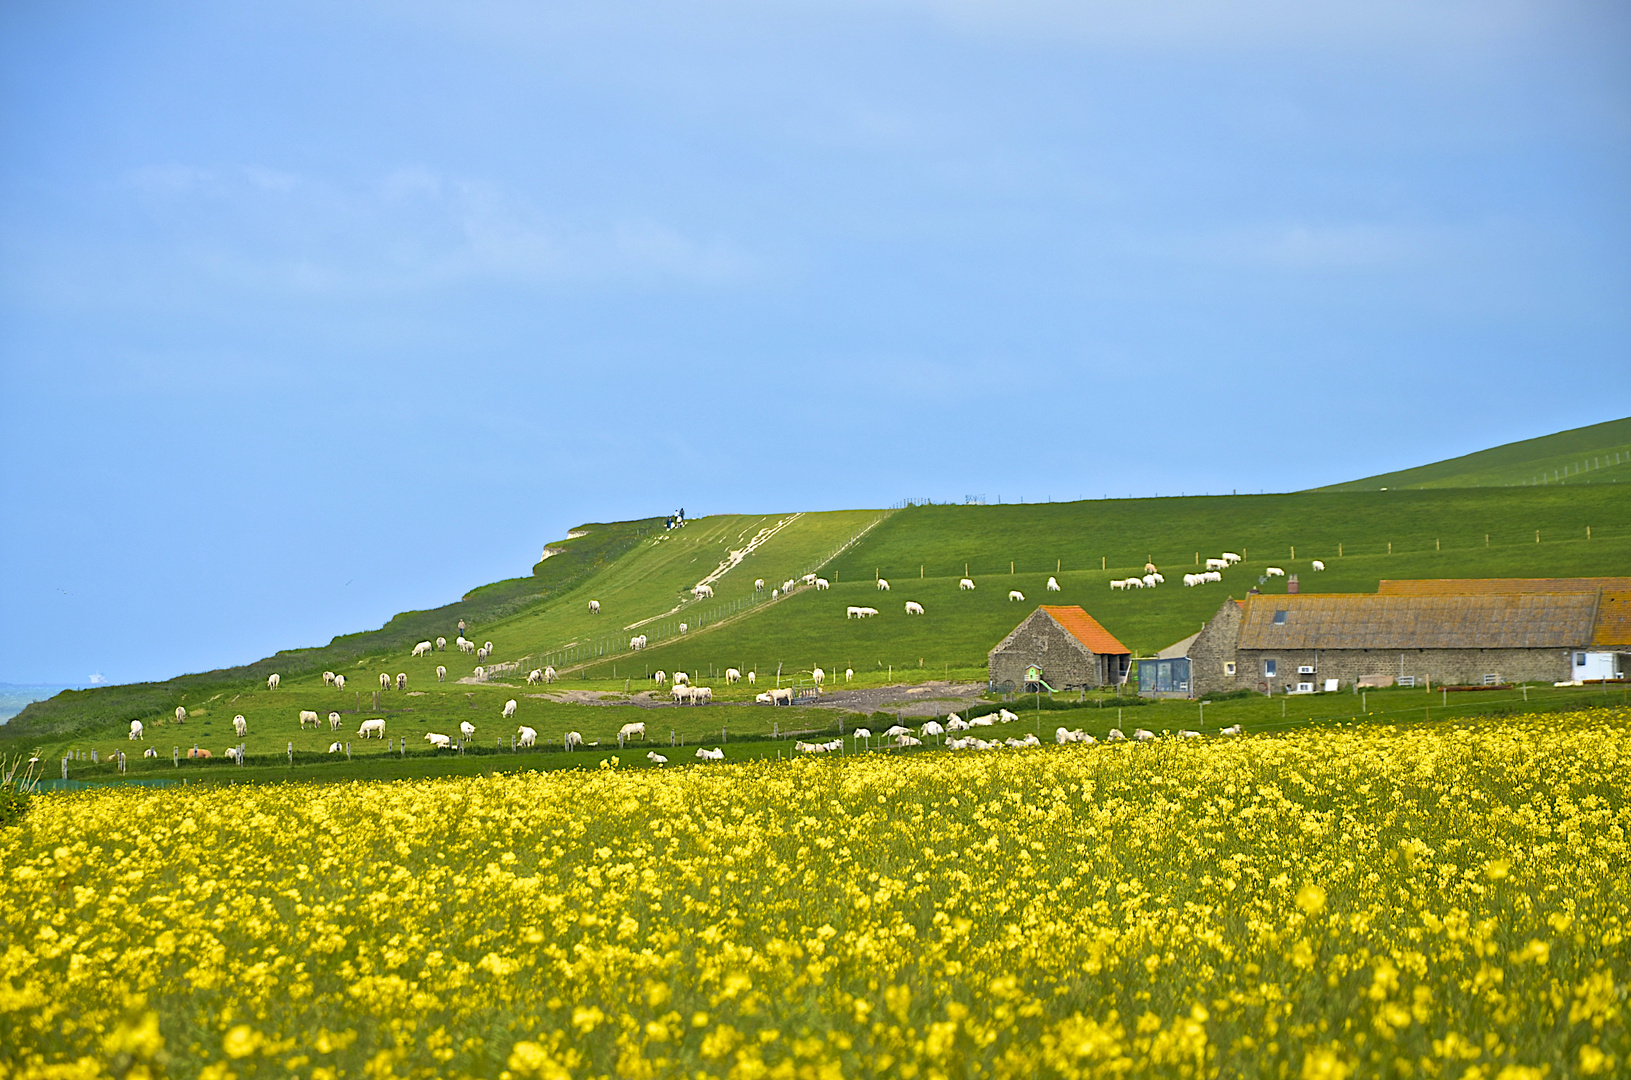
{"left": 1236, "top": 593, "right": 1599, "bottom": 650}
{"left": 1038, "top": 605, "right": 1130, "bottom": 655}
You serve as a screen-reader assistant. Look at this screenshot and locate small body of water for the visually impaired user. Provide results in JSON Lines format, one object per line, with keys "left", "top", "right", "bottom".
{"left": 0, "top": 683, "right": 79, "bottom": 724}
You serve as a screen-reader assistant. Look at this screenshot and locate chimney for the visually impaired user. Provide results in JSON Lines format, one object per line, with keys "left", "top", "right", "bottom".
{"left": 1287, "top": 574, "right": 1300, "bottom": 594}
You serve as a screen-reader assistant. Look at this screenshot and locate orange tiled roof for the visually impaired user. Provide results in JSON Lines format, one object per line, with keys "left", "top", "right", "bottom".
{"left": 1378, "top": 578, "right": 1631, "bottom": 596}
{"left": 1040, "top": 605, "right": 1130, "bottom": 655}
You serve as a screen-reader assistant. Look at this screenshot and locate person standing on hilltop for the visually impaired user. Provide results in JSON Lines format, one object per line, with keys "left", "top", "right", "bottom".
{"left": 457, "top": 618, "right": 467, "bottom": 640}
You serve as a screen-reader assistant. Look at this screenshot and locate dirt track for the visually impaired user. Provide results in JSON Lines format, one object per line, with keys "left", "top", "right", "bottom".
{"left": 524, "top": 680, "right": 989, "bottom": 715}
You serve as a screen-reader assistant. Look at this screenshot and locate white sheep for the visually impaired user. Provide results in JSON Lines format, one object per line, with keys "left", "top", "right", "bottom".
{"left": 1206, "top": 558, "right": 1229, "bottom": 571}
{"left": 846, "top": 606, "right": 864, "bottom": 619}
{"left": 1222, "top": 552, "right": 1241, "bottom": 564}
{"left": 920, "top": 720, "right": 944, "bottom": 737}
{"left": 144, "top": 747, "right": 158, "bottom": 758}
{"left": 725, "top": 668, "right": 741, "bottom": 684}
{"left": 802, "top": 573, "right": 817, "bottom": 585}
{"left": 396, "top": 673, "right": 407, "bottom": 691}
{"left": 858, "top": 607, "right": 879, "bottom": 618}
{"left": 755, "top": 691, "right": 774, "bottom": 704}
{"left": 129, "top": 720, "right": 144, "bottom": 741}
{"left": 812, "top": 667, "right": 826, "bottom": 687}
{"left": 1178, "top": 729, "right": 1202, "bottom": 739}
{"left": 1113, "top": 579, "right": 1129, "bottom": 590}
{"left": 694, "top": 584, "right": 714, "bottom": 599}
{"left": 518, "top": 726, "right": 537, "bottom": 747}
{"left": 815, "top": 578, "right": 830, "bottom": 590}
{"left": 959, "top": 578, "right": 976, "bottom": 590}
{"left": 755, "top": 578, "right": 765, "bottom": 591}
{"left": 630, "top": 635, "right": 648, "bottom": 650}
{"left": 323, "top": 671, "right": 336, "bottom": 686}
{"left": 1141, "top": 574, "right": 1159, "bottom": 588}
{"left": 1008, "top": 590, "right": 1025, "bottom": 602}
{"left": 647, "top": 751, "right": 668, "bottom": 765}
{"left": 654, "top": 670, "right": 667, "bottom": 685}
{"left": 412, "top": 641, "right": 432, "bottom": 658}
{"left": 946, "top": 715, "right": 970, "bottom": 731}
{"left": 1145, "top": 562, "right": 1159, "bottom": 574}
{"left": 564, "top": 731, "right": 583, "bottom": 749}
{"left": 1046, "top": 576, "right": 1061, "bottom": 591}
{"left": 970, "top": 715, "right": 995, "bottom": 728}
{"left": 460, "top": 721, "right": 476, "bottom": 739}
{"left": 484, "top": 641, "right": 494, "bottom": 654}
{"left": 424, "top": 732, "right": 452, "bottom": 749}
{"left": 771, "top": 589, "right": 779, "bottom": 599}
{"left": 527, "top": 669, "right": 542, "bottom": 685}
{"left": 379, "top": 673, "right": 391, "bottom": 690}
{"left": 436, "top": 637, "right": 447, "bottom": 651}
{"left": 672, "top": 685, "right": 694, "bottom": 704}
{"left": 1105, "top": 728, "right": 1126, "bottom": 742}
{"left": 1133, "top": 728, "right": 1155, "bottom": 742}
{"left": 502, "top": 699, "right": 517, "bottom": 719}
{"left": 473, "top": 667, "right": 485, "bottom": 680}
{"left": 175, "top": 706, "right": 187, "bottom": 723}
{"left": 679, "top": 622, "right": 689, "bottom": 634}
{"left": 695, "top": 747, "right": 724, "bottom": 761}
{"left": 476, "top": 647, "right": 488, "bottom": 661}
{"left": 588, "top": 600, "right": 601, "bottom": 614}
{"left": 747, "top": 671, "right": 756, "bottom": 685}
{"left": 267, "top": 673, "right": 280, "bottom": 690}
{"left": 845, "top": 668, "right": 853, "bottom": 682}
{"left": 334, "top": 674, "right": 346, "bottom": 690}
{"left": 359, "top": 718, "right": 386, "bottom": 738}
{"left": 1311, "top": 560, "right": 1325, "bottom": 571}
{"left": 328, "top": 741, "right": 343, "bottom": 753}
{"left": 673, "top": 671, "right": 690, "bottom": 685}
{"left": 770, "top": 687, "right": 793, "bottom": 705}
{"left": 998, "top": 708, "right": 1019, "bottom": 723}
{"left": 884, "top": 724, "right": 912, "bottom": 738}
{"left": 1056, "top": 727, "right": 1087, "bottom": 744}
{"left": 543, "top": 666, "right": 557, "bottom": 683}
{"left": 1220, "top": 724, "right": 1242, "bottom": 736}
{"left": 904, "top": 601, "right": 925, "bottom": 615}
{"left": 329, "top": 712, "right": 341, "bottom": 731}
{"left": 692, "top": 686, "right": 714, "bottom": 704}
{"left": 437, "top": 666, "right": 447, "bottom": 683}
{"left": 1205, "top": 571, "right": 1222, "bottom": 583}
{"left": 895, "top": 734, "right": 922, "bottom": 748}
{"left": 853, "top": 727, "right": 872, "bottom": 740}
{"left": 1265, "top": 567, "right": 1286, "bottom": 577}
{"left": 226, "top": 747, "right": 244, "bottom": 764}
{"left": 299, "top": 710, "right": 320, "bottom": 729}
{"left": 877, "top": 579, "right": 890, "bottom": 591}
{"left": 233, "top": 715, "right": 247, "bottom": 737}
{"left": 619, "top": 721, "right": 646, "bottom": 742}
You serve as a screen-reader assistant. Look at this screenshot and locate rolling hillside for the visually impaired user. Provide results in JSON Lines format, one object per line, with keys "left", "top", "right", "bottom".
{"left": 1316, "top": 416, "right": 1631, "bottom": 491}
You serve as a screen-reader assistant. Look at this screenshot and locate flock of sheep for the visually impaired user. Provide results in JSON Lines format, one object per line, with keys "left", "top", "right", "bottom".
{"left": 792, "top": 708, "right": 1248, "bottom": 754}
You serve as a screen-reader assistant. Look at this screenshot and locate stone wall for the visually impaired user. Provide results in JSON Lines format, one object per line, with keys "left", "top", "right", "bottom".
{"left": 989, "top": 610, "right": 1104, "bottom": 689}
{"left": 1231, "top": 647, "right": 1573, "bottom": 692}
{"left": 1188, "top": 599, "right": 1243, "bottom": 696}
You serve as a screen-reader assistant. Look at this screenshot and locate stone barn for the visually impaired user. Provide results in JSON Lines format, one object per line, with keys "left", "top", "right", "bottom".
{"left": 1185, "top": 578, "right": 1631, "bottom": 694}
{"left": 988, "top": 605, "right": 1131, "bottom": 692}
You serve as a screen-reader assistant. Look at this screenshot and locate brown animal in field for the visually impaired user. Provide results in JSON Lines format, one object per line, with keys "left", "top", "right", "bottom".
{"left": 186, "top": 747, "right": 212, "bottom": 759}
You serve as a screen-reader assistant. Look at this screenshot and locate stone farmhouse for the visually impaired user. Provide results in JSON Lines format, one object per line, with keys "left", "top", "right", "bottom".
{"left": 988, "top": 605, "right": 1131, "bottom": 692}
{"left": 1155, "top": 577, "right": 1631, "bottom": 697}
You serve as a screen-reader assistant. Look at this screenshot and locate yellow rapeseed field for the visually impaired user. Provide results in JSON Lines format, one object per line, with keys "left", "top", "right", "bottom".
{"left": 2, "top": 710, "right": 1626, "bottom": 1079}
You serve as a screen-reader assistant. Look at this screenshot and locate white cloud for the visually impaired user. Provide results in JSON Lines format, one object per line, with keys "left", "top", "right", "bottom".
{"left": 88, "top": 672, "right": 105, "bottom": 685}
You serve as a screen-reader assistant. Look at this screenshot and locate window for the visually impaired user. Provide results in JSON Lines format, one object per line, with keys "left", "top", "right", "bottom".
{"left": 1263, "top": 659, "right": 1277, "bottom": 678}
{"left": 1272, "top": 610, "right": 1288, "bottom": 625}
{"left": 1576, "top": 652, "right": 1587, "bottom": 667}
{"left": 1224, "top": 662, "right": 1237, "bottom": 677}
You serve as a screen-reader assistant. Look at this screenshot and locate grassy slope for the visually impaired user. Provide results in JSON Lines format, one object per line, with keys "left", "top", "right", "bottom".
{"left": 1316, "top": 416, "right": 1631, "bottom": 491}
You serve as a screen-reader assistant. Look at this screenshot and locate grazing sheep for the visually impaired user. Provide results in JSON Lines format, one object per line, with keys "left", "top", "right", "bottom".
{"left": 473, "top": 667, "right": 485, "bottom": 681}
{"left": 725, "top": 668, "right": 741, "bottom": 684}
{"left": 484, "top": 641, "right": 493, "bottom": 654}
{"left": 1265, "top": 567, "right": 1286, "bottom": 577}
{"left": 144, "top": 747, "right": 158, "bottom": 758}
{"left": 329, "top": 712, "right": 341, "bottom": 731}
{"left": 877, "top": 579, "right": 890, "bottom": 591}
{"left": 904, "top": 601, "right": 925, "bottom": 615}
{"left": 299, "top": 710, "right": 320, "bottom": 729}
{"left": 518, "top": 726, "right": 537, "bottom": 747}
{"left": 673, "top": 671, "right": 690, "bottom": 685}
{"left": 694, "top": 584, "right": 714, "bottom": 599}
{"left": 755, "top": 692, "right": 774, "bottom": 704}
{"left": 436, "top": 637, "right": 447, "bottom": 651}
{"left": 620, "top": 721, "right": 646, "bottom": 742}
{"left": 502, "top": 699, "right": 517, "bottom": 719}
{"left": 1178, "top": 729, "right": 1202, "bottom": 739}
{"left": 853, "top": 728, "right": 872, "bottom": 740}
{"left": 647, "top": 751, "right": 668, "bottom": 765}
{"left": 920, "top": 720, "right": 944, "bottom": 737}
{"left": 323, "top": 671, "right": 336, "bottom": 686}
{"left": 1105, "top": 728, "right": 1126, "bottom": 742}
{"left": 695, "top": 747, "right": 724, "bottom": 761}
{"left": 129, "top": 720, "right": 144, "bottom": 741}
{"left": 328, "top": 741, "right": 343, "bottom": 753}
{"left": 1133, "top": 728, "right": 1156, "bottom": 742}
{"left": 412, "top": 641, "right": 432, "bottom": 658}
{"left": 526, "top": 669, "right": 542, "bottom": 685}
{"left": 334, "top": 674, "right": 346, "bottom": 690}
{"left": 771, "top": 589, "right": 779, "bottom": 599}
{"left": 679, "top": 623, "right": 688, "bottom": 634}
{"left": 1220, "top": 724, "right": 1243, "bottom": 736}
{"left": 770, "top": 688, "right": 794, "bottom": 705}
{"left": 175, "top": 706, "right": 187, "bottom": 724}
{"left": 755, "top": 578, "right": 765, "bottom": 591}
{"left": 654, "top": 670, "right": 667, "bottom": 685}
{"left": 1222, "top": 552, "right": 1241, "bottom": 564}
{"left": 458, "top": 639, "right": 475, "bottom": 655}
{"left": 630, "top": 635, "right": 648, "bottom": 650}
{"left": 267, "top": 674, "right": 280, "bottom": 691}
{"left": 379, "top": 673, "right": 391, "bottom": 690}
{"left": 1008, "top": 590, "right": 1025, "bottom": 602}
{"left": 802, "top": 573, "right": 817, "bottom": 585}
{"left": 856, "top": 607, "right": 879, "bottom": 618}
{"left": 1113, "top": 578, "right": 1130, "bottom": 590}
{"left": 437, "top": 666, "right": 447, "bottom": 683}
{"left": 358, "top": 718, "right": 385, "bottom": 738}
{"left": 671, "top": 685, "right": 694, "bottom": 704}
{"left": 747, "top": 671, "right": 756, "bottom": 685}
{"left": 187, "top": 748, "right": 212, "bottom": 760}
{"left": 812, "top": 667, "right": 826, "bottom": 687}
{"left": 959, "top": 578, "right": 976, "bottom": 590}
{"left": 1311, "top": 560, "right": 1325, "bottom": 571}
{"left": 1141, "top": 574, "right": 1159, "bottom": 588}
{"left": 564, "top": 731, "right": 583, "bottom": 749}
{"left": 424, "top": 732, "right": 452, "bottom": 749}
{"left": 847, "top": 606, "right": 864, "bottom": 619}
{"left": 396, "top": 673, "right": 407, "bottom": 691}
{"left": 1145, "top": 562, "right": 1159, "bottom": 575}
{"left": 588, "top": 600, "right": 601, "bottom": 614}
{"left": 1206, "top": 558, "right": 1229, "bottom": 571}
{"left": 460, "top": 721, "right": 476, "bottom": 739}
{"left": 543, "top": 666, "right": 557, "bottom": 683}
{"left": 226, "top": 747, "right": 244, "bottom": 764}
{"left": 845, "top": 667, "right": 853, "bottom": 682}
{"left": 815, "top": 578, "right": 830, "bottom": 590}
{"left": 476, "top": 647, "right": 488, "bottom": 662}
{"left": 692, "top": 686, "right": 714, "bottom": 704}
{"left": 1046, "top": 576, "right": 1061, "bottom": 591}
{"left": 233, "top": 715, "right": 247, "bottom": 737}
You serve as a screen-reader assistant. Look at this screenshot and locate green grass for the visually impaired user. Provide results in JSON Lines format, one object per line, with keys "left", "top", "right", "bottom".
{"left": 1316, "top": 415, "right": 1631, "bottom": 491}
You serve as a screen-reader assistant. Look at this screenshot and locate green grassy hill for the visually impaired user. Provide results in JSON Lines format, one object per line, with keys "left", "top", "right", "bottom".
{"left": 1316, "top": 416, "right": 1631, "bottom": 491}
{"left": 9, "top": 437, "right": 1631, "bottom": 772}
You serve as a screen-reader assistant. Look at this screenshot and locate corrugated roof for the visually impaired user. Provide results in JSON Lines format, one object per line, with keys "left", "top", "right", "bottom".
{"left": 1237, "top": 593, "right": 1598, "bottom": 650}
{"left": 1040, "top": 605, "right": 1131, "bottom": 655}
{"left": 1378, "top": 577, "right": 1631, "bottom": 595}
{"left": 1591, "top": 593, "right": 1631, "bottom": 649}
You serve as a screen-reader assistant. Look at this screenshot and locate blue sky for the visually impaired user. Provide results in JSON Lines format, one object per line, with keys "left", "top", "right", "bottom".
{"left": 2, "top": 1, "right": 1628, "bottom": 687}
